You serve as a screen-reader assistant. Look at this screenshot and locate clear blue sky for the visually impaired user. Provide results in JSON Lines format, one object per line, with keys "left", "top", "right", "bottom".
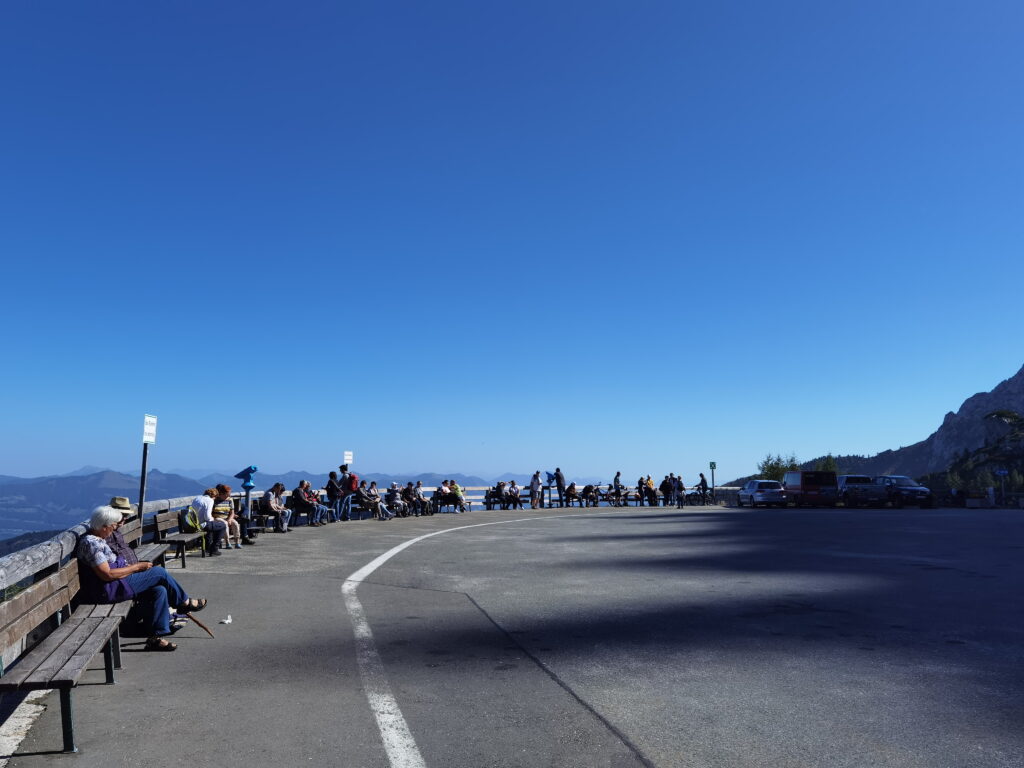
{"left": 1, "top": 1, "right": 1021, "bottom": 483}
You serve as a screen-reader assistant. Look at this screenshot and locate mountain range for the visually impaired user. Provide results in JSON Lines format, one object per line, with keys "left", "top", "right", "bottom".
{"left": 0, "top": 469, "right": 598, "bottom": 543}
{"left": 796, "top": 363, "right": 1024, "bottom": 478}
{"left": 4, "top": 364, "right": 1022, "bottom": 544}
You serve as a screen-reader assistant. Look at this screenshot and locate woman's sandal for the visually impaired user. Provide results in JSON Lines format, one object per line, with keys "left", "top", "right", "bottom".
{"left": 177, "top": 598, "right": 208, "bottom": 613}
{"left": 145, "top": 637, "right": 177, "bottom": 652}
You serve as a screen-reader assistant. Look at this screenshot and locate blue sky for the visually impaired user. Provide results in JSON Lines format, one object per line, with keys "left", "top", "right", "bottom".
{"left": 1, "top": 1, "right": 1021, "bottom": 483}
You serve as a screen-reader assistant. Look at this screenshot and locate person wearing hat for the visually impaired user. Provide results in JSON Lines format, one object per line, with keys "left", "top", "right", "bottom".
{"left": 77, "top": 503, "right": 207, "bottom": 651}
{"left": 104, "top": 496, "right": 140, "bottom": 566}
{"left": 384, "top": 482, "right": 407, "bottom": 517}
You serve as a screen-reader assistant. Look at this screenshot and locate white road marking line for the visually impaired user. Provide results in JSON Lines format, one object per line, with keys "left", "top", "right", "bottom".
{"left": 342, "top": 512, "right": 610, "bottom": 768}
{"left": 0, "top": 690, "right": 48, "bottom": 767}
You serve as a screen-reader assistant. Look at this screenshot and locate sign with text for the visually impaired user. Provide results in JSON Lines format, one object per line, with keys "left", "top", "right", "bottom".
{"left": 142, "top": 414, "right": 158, "bottom": 444}
{"left": 344, "top": 450, "right": 353, "bottom": 465}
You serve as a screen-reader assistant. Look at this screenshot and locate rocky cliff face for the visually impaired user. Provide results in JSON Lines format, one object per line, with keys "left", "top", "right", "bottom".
{"left": 807, "top": 364, "right": 1024, "bottom": 478}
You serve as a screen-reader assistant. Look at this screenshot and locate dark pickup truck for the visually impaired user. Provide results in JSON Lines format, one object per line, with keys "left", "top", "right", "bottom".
{"left": 837, "top": 475, "right": 890, "bottom": 508}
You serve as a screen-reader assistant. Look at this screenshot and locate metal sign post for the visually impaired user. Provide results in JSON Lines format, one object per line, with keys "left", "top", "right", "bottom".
{"left": 139, "top": 415, "right": 157, "bottom": 523}
{"left": 709, "top": 461, "right": 717, "bottom": 496}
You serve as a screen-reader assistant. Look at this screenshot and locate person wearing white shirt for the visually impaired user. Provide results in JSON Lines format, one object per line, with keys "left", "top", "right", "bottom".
{"left": 190, "top": 489, "right": 227, "bottom": 556}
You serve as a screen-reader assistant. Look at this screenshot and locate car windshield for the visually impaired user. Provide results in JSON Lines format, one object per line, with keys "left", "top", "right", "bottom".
{"left": 757, "top": 481, "right": 782, "bottom": 490}
{"left": 843, "top": 476, "right": 872, "bottom": 484}
{"left": 888, "top": 476, "right": 917, "bottom": 487}
{"left": 802, "top": 472, "right": 837, "bottom": 486}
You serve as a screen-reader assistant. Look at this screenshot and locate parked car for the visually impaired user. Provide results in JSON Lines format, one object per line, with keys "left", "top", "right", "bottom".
{"left": 874, "top": 475, "right": 934, "bottom": 508}
{"left": 737, "top": 479, "right": 786, "bottom": 508}
{"left": 782, "top": 470, "right": 839, "bottom": 507}
{"left": 837, "top": 474, "right": 889, "bottom": 508}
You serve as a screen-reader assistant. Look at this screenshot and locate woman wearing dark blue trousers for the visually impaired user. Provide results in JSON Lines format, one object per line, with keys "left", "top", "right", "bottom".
{"left": 77, "top": 505, "right": 208, "bottom": 651}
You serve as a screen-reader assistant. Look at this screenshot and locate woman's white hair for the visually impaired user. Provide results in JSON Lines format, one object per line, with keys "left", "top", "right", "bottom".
{"left": 89, "top": 505, "right": 122, "bottom": 531}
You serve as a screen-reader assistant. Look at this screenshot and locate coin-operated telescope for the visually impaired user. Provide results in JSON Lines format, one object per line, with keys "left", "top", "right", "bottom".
{"left": 234, "top": 466, "right": 259, "bottom": 516}
{"left": 234, "top": 465, "right": 258, "bottom": 489}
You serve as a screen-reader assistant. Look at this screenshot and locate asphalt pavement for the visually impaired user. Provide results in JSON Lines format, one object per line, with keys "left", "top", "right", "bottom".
{"left": 7, "top": 504, "right": 1023, "bottom": 767}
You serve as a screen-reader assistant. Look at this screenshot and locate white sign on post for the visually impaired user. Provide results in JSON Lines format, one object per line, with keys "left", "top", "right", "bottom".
{"left": 344, "top": 451, "right": 353, "bottom": 465}
{"left": 143, "top": 414, "right": 158, "bottom": 444}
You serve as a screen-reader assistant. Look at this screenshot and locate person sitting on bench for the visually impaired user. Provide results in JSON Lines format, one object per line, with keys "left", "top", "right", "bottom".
{"left": 385, "top": 483, "right": 407, "bottom": 517}
{"left": 357, "top": 480, "right": 388, "bottom": 520}
{"left": 506, "top": 480, "right": 523, "bottom": 509}
{"left": 78, "top": 505, "right": 208, "bottom": 652}
{"left": 262, "top": 483, "right": 292, "bottom": 532}
{"left": 191, "top": 488, "right": 227, "bottom": 556}
{"left": 564, "top": 482, "right": 580, "bottom": 507}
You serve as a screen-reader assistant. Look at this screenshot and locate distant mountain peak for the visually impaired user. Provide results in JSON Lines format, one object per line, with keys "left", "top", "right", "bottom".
{"left": 803, "top": 363, "right": 1024, "bottom": 478}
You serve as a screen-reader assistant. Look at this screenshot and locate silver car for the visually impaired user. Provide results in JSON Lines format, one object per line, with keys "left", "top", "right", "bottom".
{"left": 737, "top": 479, "right": 786, "bottom": 508}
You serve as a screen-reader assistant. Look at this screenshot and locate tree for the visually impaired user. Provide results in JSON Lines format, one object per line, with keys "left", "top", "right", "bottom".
{"left": 1010, "top": 469, "right": 1023, "bottom": 492}
{"left": 757, "top": 453, "right": 800, "bottom": 482}
{"left": 946, "top": 470, "right": 963, "bottom": 490}
{"left": 815, "top": 454, "right": 838, "bottom": 473}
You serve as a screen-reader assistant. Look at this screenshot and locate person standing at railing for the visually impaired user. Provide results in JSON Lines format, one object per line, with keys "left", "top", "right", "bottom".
{"left": 529, "top": 472, "right": 542, "bottom": 509}
{"left": 325, "top": 471, "right": 344, "bottom": 522}
{"left": 338, "top": 464, "right": 356, "bottom": 520}
{"left": 659, "top": 476, "right": 673, "bottom": 507}
{"left": 554, "top": 468, "right": 566, "bottom": 507}
{"left": 696, "top": 472, "right": 709, "bottom": 505}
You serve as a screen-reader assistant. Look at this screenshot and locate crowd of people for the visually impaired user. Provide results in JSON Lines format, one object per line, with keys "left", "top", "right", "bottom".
{"left": 74, "top": 465, "right": 713, "bottom": 650}
{"left": 182, "top": 466, "right": 715, "bottom": 558}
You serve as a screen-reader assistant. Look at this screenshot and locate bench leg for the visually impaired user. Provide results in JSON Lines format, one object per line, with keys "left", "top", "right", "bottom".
{"left": 103, "top": 638, "right": 116, "bottom": 685}
{"left": 59, "top": 688, "right": 78, "bottom": 753}
{"left": 177, "top": 542, "right": 187, "bottom": 568}
{"left": 112, "top": 627, "right": 123, "bottom": 670}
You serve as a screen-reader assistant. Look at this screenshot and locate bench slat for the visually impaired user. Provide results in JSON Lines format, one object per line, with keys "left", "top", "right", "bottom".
{"left": 79, "top": 603, "right": 131, "bottom": 620}
{"left": 20, "top": 616, "right": 110, "bottom": 689}
{"left": 0, "top": 588, "right": 73, "bottom": 652}
{"left": 0, "top": 615, "right": 88, "bottom": 689}
{"left": 161, "top": 533, "right": 203, "bottom": 547}
{"left": 135, "top": 544, "right": 170, "bottom": 562}
{"left": 48, "top": 616, "right": 122, "bottom": 687}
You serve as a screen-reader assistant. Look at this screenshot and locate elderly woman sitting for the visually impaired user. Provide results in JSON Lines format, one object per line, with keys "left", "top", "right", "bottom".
{"left": 77, "top": 505, "right": 207, "bottom": 652}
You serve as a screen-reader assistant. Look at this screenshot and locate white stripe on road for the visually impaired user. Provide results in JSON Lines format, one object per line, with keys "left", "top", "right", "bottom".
{"left": 342, "top": 512, "right": 609, "bottom": 768}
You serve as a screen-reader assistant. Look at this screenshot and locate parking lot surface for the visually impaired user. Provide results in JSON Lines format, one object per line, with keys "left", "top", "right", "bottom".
{"left": 10, "top": 505, "right": 1023, "bottom": 767}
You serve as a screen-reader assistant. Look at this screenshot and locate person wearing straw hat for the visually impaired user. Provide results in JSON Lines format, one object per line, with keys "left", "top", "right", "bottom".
{"left": 104, "top": 496, "right": 140, "bottom": 566}
{"left": 77, "top": 504, "right": 208, "bottom": 651}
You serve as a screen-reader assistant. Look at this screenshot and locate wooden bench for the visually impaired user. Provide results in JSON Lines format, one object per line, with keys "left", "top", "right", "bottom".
{"left": 0, "top": 559, "right": 122, "bottom": 753}
{"left": 118, "top": 515, "right": 170, "bottom": 565}
{"left": 144, "top": 509, "right": 204, "bottom": 567}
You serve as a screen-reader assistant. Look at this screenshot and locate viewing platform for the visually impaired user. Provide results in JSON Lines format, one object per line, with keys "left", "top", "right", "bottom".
{"left": 1, "top": 497, "right": 1022, "bottom": 767}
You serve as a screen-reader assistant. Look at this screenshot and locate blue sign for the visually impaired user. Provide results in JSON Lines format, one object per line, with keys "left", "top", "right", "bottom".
{"left": 995, "top": 469, "right": 1009, "bottom": 476}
